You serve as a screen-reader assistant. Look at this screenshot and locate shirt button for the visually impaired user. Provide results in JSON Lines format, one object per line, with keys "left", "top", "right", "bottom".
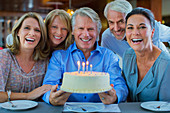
{"left": 82, "top": 58, "right": 84, "bottom": 59}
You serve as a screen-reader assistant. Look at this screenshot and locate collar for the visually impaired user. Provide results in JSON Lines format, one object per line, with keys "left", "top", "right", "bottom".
{"left": 70, "top": 41, "right": 102, "bottom": 54}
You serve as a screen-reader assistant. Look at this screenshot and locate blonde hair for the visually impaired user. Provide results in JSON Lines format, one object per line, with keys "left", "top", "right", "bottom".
{"left": 8, "top": 12, "right": 50, "bottom": 61}
{"left": 45, "top": 9, "right": 73, "bottom": 52}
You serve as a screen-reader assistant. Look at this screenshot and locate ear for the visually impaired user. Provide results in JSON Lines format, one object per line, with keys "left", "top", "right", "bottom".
{"left": 151, "top": 28, "right": 155, "bottom": 39}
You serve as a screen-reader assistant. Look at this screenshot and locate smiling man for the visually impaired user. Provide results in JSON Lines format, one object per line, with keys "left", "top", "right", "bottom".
{"left": 101, "top": 0, "right": 170, "bottom": 59}
{"left": 42, "top": 7, "right": 128, "bottom": 106}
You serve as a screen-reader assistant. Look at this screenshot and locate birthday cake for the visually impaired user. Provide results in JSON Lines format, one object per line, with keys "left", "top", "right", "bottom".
{"left": 60, "top": 71, "right": 112, "bottom": 93}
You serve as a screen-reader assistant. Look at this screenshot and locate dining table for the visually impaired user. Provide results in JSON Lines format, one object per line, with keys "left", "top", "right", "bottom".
{"left": 1, "top": 101, "right": 165, "bottom": 113}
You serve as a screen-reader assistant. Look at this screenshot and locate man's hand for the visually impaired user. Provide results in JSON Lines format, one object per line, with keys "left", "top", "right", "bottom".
{"left": 98, "top": 84, "right": 117, "bottom": 104}
{"left": 49, "top": 85, "right": 71, "bottom": 106}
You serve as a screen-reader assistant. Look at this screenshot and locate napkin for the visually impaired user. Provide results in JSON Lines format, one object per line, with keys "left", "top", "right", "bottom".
{"left": 63, "top": 102, "right": 121, "bottom": 112}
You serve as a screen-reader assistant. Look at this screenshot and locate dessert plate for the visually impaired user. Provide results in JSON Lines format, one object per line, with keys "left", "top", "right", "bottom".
{"left": 141, "top": 101, "right": 170, "bottom": 112}
{"left": 1, "top": 100, "right": 38, "bottom": 110}
{"left": 65, "top": 102, "right": 105, "bottom": 112}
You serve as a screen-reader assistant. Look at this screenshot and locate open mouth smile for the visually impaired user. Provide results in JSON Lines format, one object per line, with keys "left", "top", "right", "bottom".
{"left": 25, "top": 38, "right": 35, "bottom": 42}
{"left": 131, "top": 39, "right": 143, "bottom": 43}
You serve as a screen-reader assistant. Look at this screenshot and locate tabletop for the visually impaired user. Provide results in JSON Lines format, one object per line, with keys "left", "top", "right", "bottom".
{"left": 0, "top": 102, "right": 167, "bottom": 113}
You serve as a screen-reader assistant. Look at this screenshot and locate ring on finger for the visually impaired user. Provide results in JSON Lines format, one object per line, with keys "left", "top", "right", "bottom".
{"left": 102, "top": 97, "right": 104, "bottom": 100}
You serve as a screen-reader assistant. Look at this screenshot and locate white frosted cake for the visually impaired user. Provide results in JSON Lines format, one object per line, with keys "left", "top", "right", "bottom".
{"left": 60, "top": 71, "right": 112, "bottom": 93}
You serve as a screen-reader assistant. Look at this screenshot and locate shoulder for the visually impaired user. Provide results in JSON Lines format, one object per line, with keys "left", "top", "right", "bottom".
{"left": 51, "top": 44, "right": 73, "bottom": 60}
{"left": 123, "top": 48, "right": 135, "bottom": 66}
{"left": 123, "top": 48, "right": 135, "bottom": 58}
{"left": 98, "top": 46, "right": 119, "bottom": 59}
{"left": 102, "top": 28, "right": 111, "bottom": 36}
{"left": 101, "top": 28, "right": 113, "bottom": 40}
{"left": 159, "top": 51, "right": 170, "bottom": 63}
{"left": 0, "top": 48, "right": 13, "bottom": 59}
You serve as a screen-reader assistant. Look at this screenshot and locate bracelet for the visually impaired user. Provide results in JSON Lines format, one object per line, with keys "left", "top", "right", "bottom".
{"left": 7, "top": 90, "right": 11, "bottom": 101}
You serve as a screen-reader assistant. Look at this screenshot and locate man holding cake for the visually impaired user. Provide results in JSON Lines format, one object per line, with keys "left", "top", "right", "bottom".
{"left": 42, "top": 7, "right": 128, "bottom": 105}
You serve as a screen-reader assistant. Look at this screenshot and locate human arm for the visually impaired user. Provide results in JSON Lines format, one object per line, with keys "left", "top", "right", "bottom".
{"left": 98, "top": 84, "right": 117, "bottom": 104}
{"left": 157, "top": 21, "right": 170, "bottom": 44}
{"left": 49, "top": 85, "right": 71, "bottom": 106}
{"left": 0, "top": 85, "right": 51, "bottom": 103}
{"left": 159, "top": 61, "right": 170, "bottom": 101}
{"left": 98, "top": 51, "right": 128, "bottom": 104}
{"left": 42, "top": 51, "right": 70, "bottom": 104}
{"left": 0, "top": 49, "right": 52, "bottom": 102}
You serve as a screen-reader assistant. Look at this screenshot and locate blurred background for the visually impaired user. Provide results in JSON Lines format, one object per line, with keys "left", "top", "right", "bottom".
{"left": 0, "top": 0, "right": 169, "bottom": 48}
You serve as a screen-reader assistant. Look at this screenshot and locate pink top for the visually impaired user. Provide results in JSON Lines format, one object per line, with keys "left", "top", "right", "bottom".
{"left": 0, "top": 49, "right": 48, "bottom": 93}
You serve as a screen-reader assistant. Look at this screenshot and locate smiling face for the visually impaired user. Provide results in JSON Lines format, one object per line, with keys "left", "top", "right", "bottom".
{"left": 49, "top": 16, "right": 68, "bottom": 47}
{"left": 17, "top": 17, "right": 41, "bottom": 50}
{"left": 107, "top": 10, "right": 126, "bottom": 40}
{"left": 73, "top": 15, "right": 98, "bottom": 52}
{"left": 126, "top": 14, "right": 154, "bottom": 51}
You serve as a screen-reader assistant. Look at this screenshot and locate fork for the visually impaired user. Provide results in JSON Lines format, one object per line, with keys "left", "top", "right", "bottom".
{"left": 155, "top": 102, "right": 169, "bottom": 109}
{"left": 7, "top": 90, "right": 16, "bottom": 107}
{"left": 66, "top": 103, "right": 87, "bottom": 111}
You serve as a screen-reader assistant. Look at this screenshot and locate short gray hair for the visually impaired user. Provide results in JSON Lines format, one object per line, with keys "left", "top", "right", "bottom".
{"left": 104, "top": 0, "right": 133, "bottom": 18}
{"left": 71, "top": 7, "right": 102, "bottom": 41}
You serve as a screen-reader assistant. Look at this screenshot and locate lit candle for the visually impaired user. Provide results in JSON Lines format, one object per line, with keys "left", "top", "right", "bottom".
{"left": 77, "top": 61, "right": 80, "bottom": 73}
{"left": 90, "top": 64, "right": 92, "bottom": 74}
{"left": 82, "top": 62, "right": 85, "bottom": 74}
{"left": 86, "top": 61, "right": 89, "bottom": 73}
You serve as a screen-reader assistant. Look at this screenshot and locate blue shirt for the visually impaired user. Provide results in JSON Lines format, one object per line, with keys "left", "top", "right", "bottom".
{"left": 42, "top": 42, "right": 128, "bottom": 104}
{"left": 101, "top": 21, "right": 170, "bottom": 58}
{"left": 123, "top": 48, "right": 170, "bottom": 102}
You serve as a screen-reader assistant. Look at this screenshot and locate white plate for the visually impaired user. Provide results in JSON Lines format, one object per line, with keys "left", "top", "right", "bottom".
{"left": 65, "top": 102, "right": 105, "bottom": 112}
{"left": 141, "top": 101, "right": 170, "bottom": 112}
{"left": 1, "top": 100, "right": 38, "bottom": 110}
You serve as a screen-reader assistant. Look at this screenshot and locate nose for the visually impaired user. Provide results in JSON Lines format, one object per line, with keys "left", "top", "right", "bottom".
{"left": 83, "top": 29, "right": 89, "bottom": 37}
{"left": 111, "top": 23, "right": 120, "bottom": 32}
{"left": 132, "top": 28, "right": 140, "bottom": 35}
{"left": 29, "top": 29, "right": 35, "bottom": 36}
{"left": 57, "top": 28, "right": 62, "bottom": 35}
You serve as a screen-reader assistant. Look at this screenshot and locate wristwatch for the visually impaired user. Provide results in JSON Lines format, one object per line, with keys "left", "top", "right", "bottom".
{"left": 7, "top": 90, "right": 11, "bottom": 101}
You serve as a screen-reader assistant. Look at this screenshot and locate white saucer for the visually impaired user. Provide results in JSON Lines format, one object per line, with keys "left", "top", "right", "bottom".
{"left": 141, "top": 101, "right": 170, "bottom": 112}
{"left": 1, "top": 100, "right": 38, "bottom": 110}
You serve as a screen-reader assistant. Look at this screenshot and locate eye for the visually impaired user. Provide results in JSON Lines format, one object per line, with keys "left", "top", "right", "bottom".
{"left": 119, "top": 20, "right": 124, "bottom": 24}
{"left": 52, "top": 26, "right": 57, "bottom": 28}
{"left": 108, "top": 21, "right": 114, "bottom": 25}
{"left": 24, "top": 27, "right": 30, "bottom": 30}
{"left": 127, "top": 26, "right": 133, "bottom": 29}
{"left": 62, "top": 28, "right": 67, "bottom": 31}
{"left": 88, "top": 28, "right": 94, "bottom": 31}
{"left": 139, "top": 26, "right": 146, "bottom": 29}
{"left": 35, "top": 29, "right": 40, "bottom": 32}
{"left": 78, "top": 27, "right": 84, "bottom": 30}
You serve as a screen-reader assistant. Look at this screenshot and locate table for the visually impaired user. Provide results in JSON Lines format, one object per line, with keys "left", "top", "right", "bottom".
{"left": 0, "top": 102, "right": 165, "bottom": 113}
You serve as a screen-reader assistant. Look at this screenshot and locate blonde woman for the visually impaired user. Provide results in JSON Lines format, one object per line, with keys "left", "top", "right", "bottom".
{"left": 45, "top": 9, "right": 73, "bottom": 56}
{"left": 0, "top": 12, "right": 51, "bottom": 103}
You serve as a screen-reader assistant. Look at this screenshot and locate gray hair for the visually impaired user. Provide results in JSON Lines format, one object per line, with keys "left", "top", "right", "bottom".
{"left": 104, "top": 0, "right": 133, "bottom": 18}
{"left": 71, "top": 7, "right": 102, "bottom": 41}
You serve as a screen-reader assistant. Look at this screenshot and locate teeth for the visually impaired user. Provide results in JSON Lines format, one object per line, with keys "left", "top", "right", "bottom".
{"left": 26, "top": 38, "right": 35, "bottom": 42}
{"left": 54, "top": 36, "right": 62, "bottom": 39}
{"left": 81, "top": 38, "right": 90, "bottom": 42}
{"left": 132, "top": 39, "right": 143, "bottom": 42}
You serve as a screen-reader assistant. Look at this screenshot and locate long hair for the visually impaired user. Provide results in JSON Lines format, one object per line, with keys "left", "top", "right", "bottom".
{"left": 8, "top": 12, "right": 50, "bottom": 61}
{"left": 45, "top": 9, "right": 73, "bottom": 53}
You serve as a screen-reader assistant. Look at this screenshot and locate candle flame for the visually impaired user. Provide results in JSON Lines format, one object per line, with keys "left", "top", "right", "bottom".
{"left": 82, "top": 62, "right": 85, "bottom": 67}
{"left": 86, "top": 61, "right": 89, "bottom": 65}
{"left": 90, "top": 64, "right": 92, "bottom": 67}
{"left": 77, "top": 61, "right": 80, "bottom": 66}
